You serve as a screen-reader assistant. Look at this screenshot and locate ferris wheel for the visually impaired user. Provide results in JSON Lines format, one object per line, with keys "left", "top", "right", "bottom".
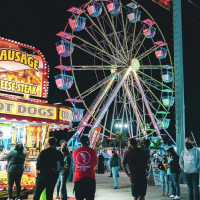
{"left": 54, "top": 0, "right": 175, "bottom": 140}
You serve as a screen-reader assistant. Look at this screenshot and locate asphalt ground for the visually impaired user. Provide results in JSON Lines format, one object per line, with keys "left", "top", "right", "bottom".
{"left": 63, "top": 171, "right": 190, "bottom": 200}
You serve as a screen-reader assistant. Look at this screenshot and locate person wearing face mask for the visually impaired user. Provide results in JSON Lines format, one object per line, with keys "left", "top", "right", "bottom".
{"left": 179, "top": 137, "right": 200, "bottom": 200}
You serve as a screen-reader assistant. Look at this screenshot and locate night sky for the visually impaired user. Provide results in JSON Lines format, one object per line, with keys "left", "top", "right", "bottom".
{"left": 0, "top": 0, "right": 200, "bottom": 145}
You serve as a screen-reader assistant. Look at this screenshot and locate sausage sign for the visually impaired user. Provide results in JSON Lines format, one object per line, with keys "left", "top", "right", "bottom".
{"left": 0, "top": 38, "right": 48, "bottom": 98}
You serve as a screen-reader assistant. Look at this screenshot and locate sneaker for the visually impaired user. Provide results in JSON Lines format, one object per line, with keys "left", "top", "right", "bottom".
{"left": 56, "top": 196, "right": 60, "bottom": 199}
{"left": 113, "top": 187, "right": 118, "bottom": 189}
{"left": 168, "top": 195, "right": 175, "bottom": 199}
{"left": 174, "top": 196, "right": 180, "bottom": 200}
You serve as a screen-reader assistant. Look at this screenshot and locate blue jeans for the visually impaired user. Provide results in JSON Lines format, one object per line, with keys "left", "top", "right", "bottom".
{"left": 185, "top": 173, "right": 199, "bottom": 200}
{"left": 160, "top": 170, "right": 169, "bottom": 194}
{"left": 112, "top": 166, "right": 119, "bottom": 188}
{"left": 171, "top": 173, "right": 180, "bottom": 196}
{"left": 67, "top": 170, "right": 73, "bottom": 182}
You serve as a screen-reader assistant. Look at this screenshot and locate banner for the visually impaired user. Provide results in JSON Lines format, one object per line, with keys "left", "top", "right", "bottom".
{"left": 0, "top": 39, "right": 48, "bottom": 97}
{"left": 89, "top": 127, "right": 101, "bottom": 149}
{"left": 151, "top": 163, "right": 162, "bottom": 185}
{"left": 26, "top": 126, "right": 42, "bottom": 155}
{"left": 59, "top": 107, "right": 72, "bottom": 122}
{"left": 0, "top": 99, "right": 57, "bottom": 120}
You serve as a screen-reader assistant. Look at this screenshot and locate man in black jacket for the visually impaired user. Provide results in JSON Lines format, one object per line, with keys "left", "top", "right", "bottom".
{"left": 167, "top": 147, "right": 181, "bottom": 200}
{"left": 33, "top": 137, "right": 64, "bottom": 200}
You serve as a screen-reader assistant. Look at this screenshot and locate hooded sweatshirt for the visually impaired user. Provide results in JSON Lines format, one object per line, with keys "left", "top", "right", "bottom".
{"left": 179, "top": 147, "right": 200, "bottom": 173}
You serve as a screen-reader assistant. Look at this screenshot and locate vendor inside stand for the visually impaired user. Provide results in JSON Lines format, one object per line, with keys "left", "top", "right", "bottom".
{"left": 0, "top": 131, "right": 7, "bottom": 157}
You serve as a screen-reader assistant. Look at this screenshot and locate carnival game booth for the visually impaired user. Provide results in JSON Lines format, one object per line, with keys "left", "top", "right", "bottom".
{"left": 0, "top": 96, "right": 73, "bottom": 198}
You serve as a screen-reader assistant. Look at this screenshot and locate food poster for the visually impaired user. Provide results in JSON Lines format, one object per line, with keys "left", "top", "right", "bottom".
{"left": 26, "top": 126, "right": 42, "bottom": 156}
{"left": 0, "top": 40, "right": 48, "bottom": 98}
{"left": 151, "top": 163, "right": 162, "bottom": 185}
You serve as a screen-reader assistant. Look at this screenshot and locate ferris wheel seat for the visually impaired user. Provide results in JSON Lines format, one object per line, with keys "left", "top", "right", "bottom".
{"left": 161, "top": 71, "right": 173, "bottom": 83}
{"left": 107, "top": 1, "right": 121, "bottom": 15}
{"left": 87, "top": 2, "right": 103, "bottom": 17}
{"left": 54, "top": 74, "right": 73, "bottom": 90}
{"left": 56, "top": 40, "right": 75, "bottom": 57}
{"left": 143, "top": 26, "right": 156, "bottom": 38}
{"left": 69, "top": 16, "right": 86, "bottom": 32}
{"left": 71, "top": 108, "right": 84, "bottom": 122}
{"left": 155, "top": 47, "right": 167, "bottom": 59}
{"left": 127, "top": 10, "right": 141, "bottom": 23}
{"left": 161, "top": 96, "right": 175, "bottom": 107}
{"left": 157, "top": 118, "right": 171, "bottom": 129}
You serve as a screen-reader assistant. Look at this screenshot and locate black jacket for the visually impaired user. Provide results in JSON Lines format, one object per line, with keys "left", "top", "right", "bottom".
{"left": 3, "top": 150, "right": 26, "bottom": 173}
{"left": 158, "top": 160, "right": 167, "bottom": 171}
{"left": 170, "top": 153, "right": 181, "bottom": 174}
{"left": 36, "top": 147, "right": 64, "bottom": 176}
{"left": 110, "top": 153, "right": 119, "bottom": 168}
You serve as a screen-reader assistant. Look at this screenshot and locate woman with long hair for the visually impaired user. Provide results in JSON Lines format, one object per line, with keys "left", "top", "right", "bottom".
{"left": 3, "top": 141, "right": 26, "bottom": 200}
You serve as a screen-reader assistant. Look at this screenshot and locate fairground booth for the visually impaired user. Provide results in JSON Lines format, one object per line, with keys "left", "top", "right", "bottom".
{"left": 0, "top": 37, "right": 73, "bottom": 198}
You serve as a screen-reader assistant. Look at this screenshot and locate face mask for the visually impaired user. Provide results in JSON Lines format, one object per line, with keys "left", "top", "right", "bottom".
{"left": 186, "top": 142, "right": 193, "bottom": 149}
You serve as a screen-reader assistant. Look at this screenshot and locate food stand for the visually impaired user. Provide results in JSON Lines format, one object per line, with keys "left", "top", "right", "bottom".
{"left": 0, "top": 37, "right": 73, "bottom": 197}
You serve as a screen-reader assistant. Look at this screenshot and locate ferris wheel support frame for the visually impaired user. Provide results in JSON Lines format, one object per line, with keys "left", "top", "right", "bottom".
{"left": 132, "top": 70, "right": 162, "bottom": 139}
{"left": 89, "top": 67, "right": 132, "bottom": 135}
{"left": 75, "top": 77, "right": 115, "bottom": 136}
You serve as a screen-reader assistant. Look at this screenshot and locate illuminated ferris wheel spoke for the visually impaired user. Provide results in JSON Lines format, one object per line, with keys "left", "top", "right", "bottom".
{"left": 137, "top": 70, "right": 172, "bottom": 90}
{"left": 85, "top": 13, "right": 127, "bottom": 62}
{"left": 140, "top": 65, "right": 173, "bottom": 70}
{"left": 101, "top": 2, "right": 128, "bottom": 60}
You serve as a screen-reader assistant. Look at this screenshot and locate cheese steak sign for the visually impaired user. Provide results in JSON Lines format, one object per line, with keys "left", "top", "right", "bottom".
{"left": 0, "top": 99, "right": 57, "bottom": 120}
{"left": 59, "top": 107, "right": 72, "bottom": 122}
{"left": 0, "top": 38, "right": 48, "bottom": 97}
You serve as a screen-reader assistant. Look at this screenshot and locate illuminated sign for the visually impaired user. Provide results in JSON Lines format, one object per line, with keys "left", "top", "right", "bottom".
{"left": 89, "top": 127, "right": 102, "bottom": 149}
{"left": 0, "top": 99, "right": 57, "bottom": 120}
{"left": 59, "top": 107, "right": 72, "bottom": 122}
{"left": 0, "top": 38, "right": 48, "bottom": 98}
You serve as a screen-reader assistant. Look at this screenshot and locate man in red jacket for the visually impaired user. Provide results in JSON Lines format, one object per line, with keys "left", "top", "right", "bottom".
{"left": 73, "top": 136, "right": 97, "bottom": 200}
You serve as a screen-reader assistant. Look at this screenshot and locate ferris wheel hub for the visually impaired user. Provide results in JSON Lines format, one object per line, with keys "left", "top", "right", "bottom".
{"left": 131, "top": 58, "right": 140, "bottom": 71}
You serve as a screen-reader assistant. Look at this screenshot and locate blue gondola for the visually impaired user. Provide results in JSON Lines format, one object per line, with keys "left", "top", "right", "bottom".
{"left": 87, "top": 1, "right": 103, "bottom": 17}
{"left": 155, "top": 47, "right": 168, "bottom": 59}
{"left": 54, "top": 74, "right": 73, "bottom": 90}
{"left": 127, "top": 9, "right": 141, "bottom": 23}
{"left": 69, "top": 15, "right": 87, "bottom": 32}
{"left": 161, "top": 71, "right": 173, "bottom": 83}
{"left": 143, "top": 26, "right": 156, "bottom": 38}
{"left": 161, "top": 96, "right": 175, "bottom": 107}
{"left": 71, "top": 108, "right": 85, "bottom": 122}
{"left": 157, "top": 118, "right": 171, "bottom": 129}
{"left": 55, "top": 40, "right": 75, "bottom": 57}
{"left": 107, "top": 0, "right": 120, "bottom": 15}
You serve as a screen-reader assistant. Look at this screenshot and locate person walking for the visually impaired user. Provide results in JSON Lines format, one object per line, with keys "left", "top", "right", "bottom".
{"left": 33, "top": 137, "right": 64, "bottom": 200}
{"left": 56, "top": 139, "right": 67, "bottom": 199}
{"left": 110, "top": 150, "right": 119, "bottom": 189}
{"left": 158, "top": 155, "right": 169, "bottom": 196}
{"left": 60, "top": 148, "right": 71, "bottom": 200}
{"left": 3, "top": 142, "right": 26, "bottom": 200}
{"left": 98, "top": 152, "right": 105, "bottom": 174}
{"left": 122, "top": 138, "right": 150, "bottom": 200}
{"left": 73, "top": 136, "right": 97, "bottom": 200}
{"left": 67, "top": 151, "right": 75, "bottom": 182}
{"left": 167, "top": 147, "right": 181, "bottom": 200}
{"left": 179, "top": 137, "right": 200, "bottom": 200}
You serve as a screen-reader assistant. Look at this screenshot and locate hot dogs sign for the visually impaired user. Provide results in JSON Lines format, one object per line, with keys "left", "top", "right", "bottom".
{"left": 0, "top": 38, "right": 48, "bottom": 98}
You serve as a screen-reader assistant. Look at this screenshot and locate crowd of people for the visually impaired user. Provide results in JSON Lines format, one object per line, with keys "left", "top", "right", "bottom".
{"left": 3, "top": 135, "right": 200, "bottom": 200}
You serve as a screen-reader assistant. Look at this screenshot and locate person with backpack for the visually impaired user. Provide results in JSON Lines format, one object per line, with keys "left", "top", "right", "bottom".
{"left": 59, "top": 148, "right": 71, "bottom": 200}
{"left": 33, "top": 137, "right": 64, "bottom": 200}
{"left": 110, "top": 150, "right": 119, "bottom": 189}
{"left": 3, "top": 142, "right": 26, "bottom": 200}
{"left": 179, "top": 137, "right": 200, "bottom": 200}
{"left": 167, "top": 147, "right": 181, "bottom": 200}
